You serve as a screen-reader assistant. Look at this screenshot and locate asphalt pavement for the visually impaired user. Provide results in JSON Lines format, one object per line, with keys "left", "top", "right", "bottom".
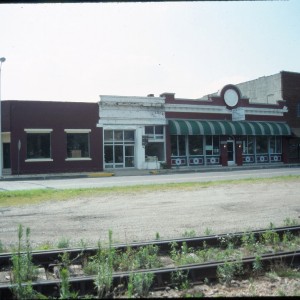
{"left": 0, "top": 164, "right": 300, "bottom": 191}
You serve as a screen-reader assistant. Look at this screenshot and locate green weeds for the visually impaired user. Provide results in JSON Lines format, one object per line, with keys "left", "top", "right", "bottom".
{"left": 10, "top": 225, "right": 39, "bottom": 299}
{"left": 217, "top": 259, "right": 243, "bottom": 286}
{"left": 127, "top": 272, "right": 154, "bottom": 297}
{"left": 1, "top": 175, "right": 299, "bottom": 207}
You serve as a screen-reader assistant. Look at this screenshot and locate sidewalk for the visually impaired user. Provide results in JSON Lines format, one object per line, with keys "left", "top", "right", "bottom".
{"left": 1, "top": 163, "right": 300, "bottom": 181}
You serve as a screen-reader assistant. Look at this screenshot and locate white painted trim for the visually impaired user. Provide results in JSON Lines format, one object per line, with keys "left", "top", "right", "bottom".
{"left": 64, "top": 129, "right": 91, "bottom": 133}
{"left": 100, "top": 95, "right": 165, "bottom": 103}
{"left": 97, "top": 119, "right": 168, "bottom": 127}
{"left": 65, "top": 158, "right": 92, "bottom": 161}
{"left": 25, "top": 158, "right": 53, "bottom": 162}
{"left": 24, "top": 129, "right": 53, "bottom": 133}
{"left": 165, "top": 103, "right": 287, "bottom": 116}
{"left": 165, "top": 103, "right": 229, "bottom": 114}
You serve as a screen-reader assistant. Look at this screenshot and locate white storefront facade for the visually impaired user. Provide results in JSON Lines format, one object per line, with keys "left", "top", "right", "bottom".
{"left": 97, "top": 95, "right": 167, "bottom": 170}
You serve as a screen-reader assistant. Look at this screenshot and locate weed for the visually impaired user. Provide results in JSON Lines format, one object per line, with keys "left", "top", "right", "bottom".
{"left": 59, "top": 267, "right": 78, "bottom": 299}
{"left": 128, "top": 272, "right": 154, "bottom": 297}
{"left": 277, "top": 289, "right": 286, "bottom": 296}
{"left": 261, "top": 230, "right": 280, "bottom": 246}
{"left": 283, "top": 217, "right": 298, "bottom": 226}
{"left": 204, "top": 228, "right": 213, "bottom": 235}
{"left": 170, "top": 242, "right": 200, "bottom": 265}
{"left": 265, "top": 271, "right": 279, "bottom": 282}
{"left": 155, "top": 232, "right": 160, "bottom": 240}
{"left": 182, "top": 229, "right": 197, "bottom": 238}
{"left": 171, "top": 270, "right": 190, "bottom": 290}
{"left": 10, "top": 225, "right": 38, "bottom": 299}
{"left": 252, "top": 254, "right": 263, "bottom": 276}
{"left": 94, "top": 230, "right": 115, "bottom": 298}
{"left": 217, "top": 260, "right": 243, "bottom": 286}
{"left": 268, "top": 222, "right": 275, "bottom": 230}
{"left": 57, "top": 237, "right": 70, "bottom": 249}
{"left": 218, "top": 233, "right": 239, "bottom": 249}
{"left": 271, "top": 262, "right": 300, "bottom": 279}
{"left": 36, "top": 241, "right": 53, "bottom": 251}
{"left": 241, "top": 232, "right": 256, "bottom": 252}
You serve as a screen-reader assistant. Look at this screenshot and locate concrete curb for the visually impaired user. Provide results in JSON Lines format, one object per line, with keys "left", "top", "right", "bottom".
{"left": 0, "top": 163, "right": 299, "bottom": 181}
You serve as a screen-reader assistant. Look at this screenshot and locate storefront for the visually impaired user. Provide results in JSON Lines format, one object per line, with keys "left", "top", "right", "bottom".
{"left": 97, "top": 95, "right": 167, "bottom": 170}
{"left": 168, "top": 119, "right": 290, "bottom": 167}
{"left": 1, "top": 73, "right": 296, "bottom": 175}
{"left": 163, "top": 84, "right": 291, "bottom": 168}
{"left": 97, "top": 85, "right": 291, "bottom": 170}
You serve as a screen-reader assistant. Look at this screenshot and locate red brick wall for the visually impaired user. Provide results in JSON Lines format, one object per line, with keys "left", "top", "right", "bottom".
{"left": 3, "top": 100, "right": 103, "bottom": 174}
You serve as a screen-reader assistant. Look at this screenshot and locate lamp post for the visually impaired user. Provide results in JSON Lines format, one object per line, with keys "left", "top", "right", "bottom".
{"left": 0, "top": 57, "right": 6, "bottom": 178}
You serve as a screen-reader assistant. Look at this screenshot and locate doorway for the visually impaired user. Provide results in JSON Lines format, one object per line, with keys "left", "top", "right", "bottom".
{"left": 227, "top": 140, "right": 235, "bottom": 165}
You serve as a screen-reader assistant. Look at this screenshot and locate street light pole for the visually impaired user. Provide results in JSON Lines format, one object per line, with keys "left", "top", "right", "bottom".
{"left": 0, "top": 57, "right": 6, "bottom": 178}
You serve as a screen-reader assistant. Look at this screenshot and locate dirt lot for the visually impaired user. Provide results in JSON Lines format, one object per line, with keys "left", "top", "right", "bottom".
{"left": 0, "top": 179, "right": 299, "bottom": 248}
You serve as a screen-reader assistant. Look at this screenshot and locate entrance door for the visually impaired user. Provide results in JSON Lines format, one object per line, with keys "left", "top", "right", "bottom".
{"left": 3, "top": 143, "right": 11, "bottom": 168}
{"left": 227, "top": 140, "right": 235, "bottom": 165}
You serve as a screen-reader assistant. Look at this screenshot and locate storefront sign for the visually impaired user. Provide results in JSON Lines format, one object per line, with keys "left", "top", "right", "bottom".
{"left": 232, "top": 107, "right": 245, "bottom": 121}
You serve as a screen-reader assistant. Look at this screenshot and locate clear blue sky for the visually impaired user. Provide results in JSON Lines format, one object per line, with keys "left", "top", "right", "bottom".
{"left": 1, "top": 1, "right": 300, "bottom": 102}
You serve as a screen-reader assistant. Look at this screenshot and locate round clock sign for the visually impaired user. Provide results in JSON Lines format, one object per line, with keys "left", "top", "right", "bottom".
{"left": 224, "top": 88, "right": 239, "bottom": 107}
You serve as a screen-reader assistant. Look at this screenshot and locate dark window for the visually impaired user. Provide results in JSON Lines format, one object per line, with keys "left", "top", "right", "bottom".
{"left": 171, "top": 135, "right": 186, "bottom": 156}
{"left": 206, "top": 136, "right": 219, "bottom": 155}
{"left": 27, "top": 133, "right": 51, "bottom": 159}
{"left": 145, "top": 126, "right": 164, "bottom": 139}
{"left": 67, "top": 133, "right": 90, "bottom": 158}
{"left": 188, "top": 136, "right": 203, "bottom": 155}
{"left": 270, "top": 136, "right": 282, "bottom": 154}
{"left": 242, "top": 136, "right": 254, "bottom": 154}
{"left": 256, "top": 136, "right": 268, "bottom": 154}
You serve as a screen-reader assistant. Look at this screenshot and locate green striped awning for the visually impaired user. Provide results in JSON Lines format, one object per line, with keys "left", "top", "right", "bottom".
{"left": 168, "top": 120, "right": 291, "bottom": 136}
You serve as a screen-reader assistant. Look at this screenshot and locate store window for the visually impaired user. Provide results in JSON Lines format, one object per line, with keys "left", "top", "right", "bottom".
{"left": 26, "top": 129, "right": 52, "bottom": 160}
{"left": 188, "top": 136, "right": 203, "bottom": 155}
{"left": 242, "top": 136, "right": 254, "bottom": 154}
{"left": 145, "top": 125, "right": 164, "bottom": 140}
{"left": 270, "top": 136, "right": 282, "bottom": 154}
{"left": 205, "top": 136, "right": 220, "bottom": 155}
{"left": 171, "top": 135, "right": 186, "bottom": 156}
{"left": 256, "top": 136, "right": 268, "bottom": 154}
{"left": 145, "top": 125, "right": 165, "bottom": 161}
{"left": 66, "top": 131, "right": 90, "bottom": 159}
{"left": 104, "top": 129, "right": 135, "bottom": 168}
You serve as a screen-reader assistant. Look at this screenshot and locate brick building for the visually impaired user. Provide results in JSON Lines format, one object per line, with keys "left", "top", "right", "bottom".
{"left": 1, "top": 71, "right": 299, "bottom": 175}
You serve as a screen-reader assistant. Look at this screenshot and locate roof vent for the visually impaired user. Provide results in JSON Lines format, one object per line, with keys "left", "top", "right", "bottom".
{"left": 147, "top": 94, "right": 154, "bottom": 97}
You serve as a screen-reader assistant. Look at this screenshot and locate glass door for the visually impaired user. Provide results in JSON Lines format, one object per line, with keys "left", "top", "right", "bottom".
{"left": 227, "top": 140, "right": 235, "bottom": 165}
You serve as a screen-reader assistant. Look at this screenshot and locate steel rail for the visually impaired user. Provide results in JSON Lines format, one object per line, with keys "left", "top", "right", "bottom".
{"left": 1, "top": 249, "right": 299, "bottom": 299}
{"left": 1, "top": 225, "right": 299, "bottom": 268}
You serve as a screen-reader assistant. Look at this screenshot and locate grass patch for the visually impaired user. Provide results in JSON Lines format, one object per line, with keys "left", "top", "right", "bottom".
{"left": 0, "top": 175, "right": 299, "bottom": 207}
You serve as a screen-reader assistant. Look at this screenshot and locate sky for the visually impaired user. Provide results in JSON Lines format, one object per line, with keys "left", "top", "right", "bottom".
{"left": 1, "top": 1, "right": 300, "bottom": 102}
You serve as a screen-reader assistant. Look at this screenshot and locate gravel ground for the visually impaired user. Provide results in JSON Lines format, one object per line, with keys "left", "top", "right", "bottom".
{"left": 0, "top": 179, "right": 299, "bottom": 249}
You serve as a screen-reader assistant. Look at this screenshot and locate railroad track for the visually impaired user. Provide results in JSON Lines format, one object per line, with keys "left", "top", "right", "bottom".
{"left": 1, "top": 225, "right": 300, "bottom": 298}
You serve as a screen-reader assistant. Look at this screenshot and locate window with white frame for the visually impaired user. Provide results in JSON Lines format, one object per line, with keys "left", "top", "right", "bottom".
{"left": 256, "top": 136, "right": 268, "bottom": 154}
{"left": 145, "top": 125, "right": 165, "bottom": 161}
{"left": 145, "top": 125, "right": 164, "bottom": 140}
{"left": 65, "top": 129, "right": 91, "bottom": 159}
{"left": 205, "top": 136, "right": 220, "bottom": 155}
{"left": 25, "top": 129, "right": 52, "bottom": 160}
{"left": 270, "top": 136, "right": 282, "bottom": 154}
{"left": 171, "top": 135, "right": 186, "bottom": 156}
{"left": 188, "top": 135, "right": 203, "bottom": 155}
{"left": 242, "top": 136, "right": 254, "bottom": 154}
